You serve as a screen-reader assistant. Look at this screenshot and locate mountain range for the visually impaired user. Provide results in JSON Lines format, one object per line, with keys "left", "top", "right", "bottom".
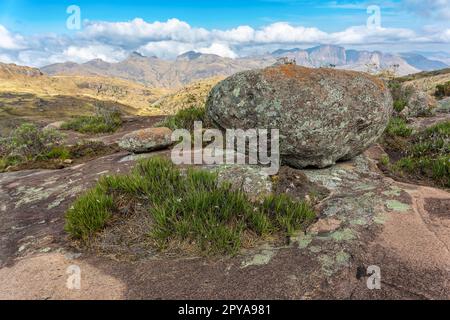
{"left": 40, "top": 45, "right": 449, "bottom": 89}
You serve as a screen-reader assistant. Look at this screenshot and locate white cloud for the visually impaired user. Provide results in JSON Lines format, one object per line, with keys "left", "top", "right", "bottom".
{"left": 62, "top": 45, "right": 127, "bottom": 63}
{"left": 0, "top": 17, "right": 450, "bottom": 67}
{"left": 138, "top": 40, "right": 196, "bottom": 59}
{"left": 82, "top": 18, "right": 210, "bottom": 45}
{"left": 0, "top": 25, "right": 25, "bottom": 50}
{"left": 197, "top": 43, "right": 237, "bottom": 58}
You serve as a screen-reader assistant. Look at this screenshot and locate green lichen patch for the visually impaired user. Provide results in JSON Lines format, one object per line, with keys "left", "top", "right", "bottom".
{"left": 386, "top": 200, "right": 410, "bottom": 212}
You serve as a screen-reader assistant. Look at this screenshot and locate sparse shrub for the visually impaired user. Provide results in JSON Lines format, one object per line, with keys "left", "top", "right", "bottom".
{"left": 385, "top": 117, "right": 413, "bottom": 137}
{"left": 2, "top": 123, "right": 63, "bottom": 160}
{"left": 62, "top": 104, "right": 122, "bottom": 134}
{"left": 157, "top": 106, "right": 206, "bottom": 131}
{"left": 388, "top": 80, "right": 416, "bottom": 115}
{"left": 435, "top": 81, "right": 450, "bottom": 98}
{"left": 381, "top": 121, "right": 449, "bottom": 188}
{"left": 65, "top": 156, "right": 315, "bottom": 255}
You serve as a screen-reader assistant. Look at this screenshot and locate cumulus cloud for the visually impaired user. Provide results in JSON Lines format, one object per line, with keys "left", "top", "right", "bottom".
{"left": 0, "top": 25, "right": 25, "bottom": 50}
{"left": 0, "top": 17, "right": 449, "bottom": 67}
{"left": 62, "top": 44, "right": 128, "bottom": 63}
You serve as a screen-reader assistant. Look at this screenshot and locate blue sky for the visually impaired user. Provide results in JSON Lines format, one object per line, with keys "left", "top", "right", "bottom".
{"left": 0, "top": 0, "right": 427, "bottom": 33}
{"left": 0, "top": 0, "right": 449, "bottom": 66}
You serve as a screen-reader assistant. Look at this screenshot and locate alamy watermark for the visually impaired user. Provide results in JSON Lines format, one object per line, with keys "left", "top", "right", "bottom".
{"left": 367, "top": 265, "right": 381, "bottom": 290}
{"left": 66, "top": 5, "right": 81, "bottom": 30}
{"left": 66, "top": 265, "right": 81, "bottom": 290}
{"left": 171, "top": 122, "right": 280, "bottom": 175}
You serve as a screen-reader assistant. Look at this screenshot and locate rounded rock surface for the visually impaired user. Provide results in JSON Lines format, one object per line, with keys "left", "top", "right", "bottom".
{"left": 118, "top": 127, "right": 173, "bottom": 153}
{"left": 206, "top": 65, "right": 393, "bottom": 168}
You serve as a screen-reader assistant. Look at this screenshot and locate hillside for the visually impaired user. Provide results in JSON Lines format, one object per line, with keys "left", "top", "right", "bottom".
{"left": 151, "top": 76, "right": 224, "bottom": 114}
{"left": 0, "top": 63, "right": 170, "bottom": 136}
{"left": 397, "top": 68, "right": 450, "bottom": 95}
{"left": 41, "top": 45, "right": 446, "bottom": 88}
{"left": 42, "top": 52, "right": 274, "bottom": 89}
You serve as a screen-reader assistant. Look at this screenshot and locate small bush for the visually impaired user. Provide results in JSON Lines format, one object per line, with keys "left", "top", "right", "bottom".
{"left": 44, "top": 146, "right": 71, "bottom": 160}
{"left": 158, "top": 106, "right": 206, "bottom": 131}
{"left": 435, "top": 81, "right": 450, "bottom": 98}
{"left": 62, "top": 105, "right": 122, "bottom": 134}
{"left": 385, "top": 117, "right": 413, "bottom": 137}
{"left": 1, "top": 123, "right": 63, "bottom": 162}
{"left": 65, "top": 157, "right": 315, "bottom": 255}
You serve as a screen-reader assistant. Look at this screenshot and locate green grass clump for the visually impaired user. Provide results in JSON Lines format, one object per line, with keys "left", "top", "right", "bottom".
{"left": 385, "top": 117, "right": 413, "bottom": 137}
{"left": 65, "top": 157, "right": 315, "bottom": 255}
{"left": 158, "top": 106, "right": 206, "bottom": 131}
{"left": 65, "top": 186, "right": 114, "bottom": 240}
{"left": 393, "top": 99, "right": 407, "bottom": 113}
{"left": 61, "top": 114, "right": 121, "bottom": 134}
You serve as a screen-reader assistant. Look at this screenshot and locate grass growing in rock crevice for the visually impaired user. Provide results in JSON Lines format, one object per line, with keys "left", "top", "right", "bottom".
{"left": 65, "top": 157, "right": 316, "bottom": 256}
{"left": 380, "top": 119, "right": 449, "bottom": 188}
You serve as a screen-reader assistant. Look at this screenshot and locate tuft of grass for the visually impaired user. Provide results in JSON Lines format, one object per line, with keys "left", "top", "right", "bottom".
{"left": 65, "top": 157, "right": 315, "bottom": 255}
{"left": 157, "top": 106, "right": 206, "bottom": 131}
{"left": 43, "top": 146, "right": 71, "bottom": 160}
{"left": 385, "top": 117, "right": 413, "bottom": 137}
{"left": 393, "top": 99, "right": 407, "bottom": 113}
{"left": 65, "top": 185, "right": 115, "bottom": 241}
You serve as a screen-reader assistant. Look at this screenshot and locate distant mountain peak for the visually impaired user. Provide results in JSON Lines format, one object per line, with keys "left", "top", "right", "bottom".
{"left": 272, "top": 48, "right": 302, "bottom": 55}
{"left": 130, "top": 51, "right": 146, "bottom": 58}
{"left": 177, "top": 51, "right": 203, "bottom": 61}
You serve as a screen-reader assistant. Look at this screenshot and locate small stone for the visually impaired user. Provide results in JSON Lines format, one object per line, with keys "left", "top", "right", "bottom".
{"left": 44, "top": 121, "right": 65, "bottom": 130}
{"left": 308, "top": 218, "right": 342, "bottom": 235}
{"left": 118, "top": 127, "right": 173, "bottom": 153}
{"left": 63, "top": 159, "right": 73, "bottom": 164}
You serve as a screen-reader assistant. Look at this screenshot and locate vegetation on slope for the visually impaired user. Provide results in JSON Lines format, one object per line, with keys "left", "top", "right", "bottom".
{"left": 61, "top": 105, "right": 122, "bottom": 134}
{"left": 0, "top": 123, "right": 64, "bottom": 171}
{"left": 157, "top": 106, "right": 206, "bottom": 131}
{"left": 65, "top": 157, "right": 316, "bottom": 256}
{"left": 0, "top": 123, "right": 118, "bottom": 172}
{"left": 380, "top": 119, "right": 450, "bottom": 188}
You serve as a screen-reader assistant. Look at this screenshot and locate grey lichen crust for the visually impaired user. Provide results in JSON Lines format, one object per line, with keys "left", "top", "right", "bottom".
{"left": 206, "top": 65, "right": 393, "bottom": 168}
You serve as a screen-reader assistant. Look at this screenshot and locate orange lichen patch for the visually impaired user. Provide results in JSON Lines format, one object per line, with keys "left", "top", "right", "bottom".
{"left": 134, "top": 127, "right": 172, "bottom": 139}
{"left": 263, "top": 65, "right": 386, "bottom": 90}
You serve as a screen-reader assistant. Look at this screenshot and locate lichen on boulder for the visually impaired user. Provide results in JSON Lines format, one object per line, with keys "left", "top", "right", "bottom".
{"left": 206, "top": 65, "right": 393, "bottom": 168}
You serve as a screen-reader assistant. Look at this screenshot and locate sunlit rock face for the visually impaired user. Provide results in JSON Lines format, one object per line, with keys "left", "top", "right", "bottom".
{"left": 206, "top": 64, "right": 393, "bottom": 168}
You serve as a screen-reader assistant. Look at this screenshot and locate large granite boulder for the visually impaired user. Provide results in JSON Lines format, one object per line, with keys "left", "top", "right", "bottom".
{"left": 206, "top": 65, "right": 393, "bottom": 168}
{"left": 118, "top": 127, "right": 173, "bottom": 153}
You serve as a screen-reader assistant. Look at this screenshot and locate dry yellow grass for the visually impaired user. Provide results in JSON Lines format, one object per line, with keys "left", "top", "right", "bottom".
{"left": 151, "top": 76, "right": 223, "bottom": 114}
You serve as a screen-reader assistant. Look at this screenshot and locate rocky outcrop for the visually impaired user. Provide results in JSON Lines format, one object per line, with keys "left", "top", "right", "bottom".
{"left": 206, "top": 65, "right": 393, "bottom": 168}
{"left": 400, "top": 85, "right": 437, "bottom": 117}
{"left": 118, "top": 127, "right": 173, "bottom": 153}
